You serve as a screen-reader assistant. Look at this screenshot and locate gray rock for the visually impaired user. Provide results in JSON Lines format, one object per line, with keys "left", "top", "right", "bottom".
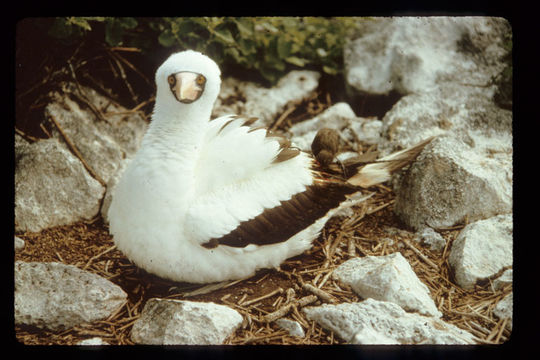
{"left": 393, "top": 135, "right": 512, "bottom": 230}
{"left": 449, "top": 215, "right": 513, "bottom": 290}
{"left": 131, "top": 298, "right": 243, "bottom": 345}
{"left": 303, "top": 298, "right": 476, "bottom": 344}
{"left": 493, "top": 292, "right": 513, "bottom": 331}
{"left": 46, "top": 82, "right": 148, "bottom": 185}
{"left": 212, "top": 70, "right": 320, "bottom": 126}
{"left": 289, "top": 102, "right": 381, "bottom": 152}
{"left": 333, "top": 253, "right": 441, "bottom": 317}
{"left": 275, "top": 318, "right": 305, "bottom": 337}
{"left": 492, "top": 269, "right": 513, "bottom": 291}
{"left": 14, "top": 261, "right": 127, "bottom": 330}
{"left": 77, "top": 337, "right": 110, "bottom": 345}
{"left": 15, "top": 135, "right": 105, "bottom": 232}
{"left": 345, "top": 17, "right": 510, "bottom": 95}
{"left": 379, "top": 82, "right": 512, "bottom": 154}
{"left": 414, "top": 227, "right": 446, "bottom": 252}
{"left": 15, "top": 236, "right": 25, "bottom": 251}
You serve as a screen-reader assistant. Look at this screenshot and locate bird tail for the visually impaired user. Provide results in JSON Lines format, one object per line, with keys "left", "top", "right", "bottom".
{"left": 346, "top": 137, "right": 435, "bottom": 188}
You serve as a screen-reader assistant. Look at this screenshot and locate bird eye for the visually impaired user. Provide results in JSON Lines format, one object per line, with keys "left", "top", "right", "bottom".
{"left": 168, "top": 75, "right": 176, "bottom": 85}
{"left": 196, "top": 75, "right": 206, "bottom": 85}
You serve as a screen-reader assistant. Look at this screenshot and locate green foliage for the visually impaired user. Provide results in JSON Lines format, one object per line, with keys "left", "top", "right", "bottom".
{"left": 46, "top": 17, "right": 365, "bottom": 84}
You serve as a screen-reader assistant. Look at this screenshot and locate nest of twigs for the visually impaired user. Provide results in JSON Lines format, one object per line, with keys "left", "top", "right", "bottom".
{"left": 14, "top": 44, "right": 512, "bottom": 345}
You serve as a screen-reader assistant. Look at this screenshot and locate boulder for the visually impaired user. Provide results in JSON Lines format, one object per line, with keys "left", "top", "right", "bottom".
{"left": 212, "top": 70, "right": 320, "bottom": 126}
{"left": 131, "top": 298, "right": 243, "bottom": 345}
{"left": 14, "top": 261, "right": 127, "bottom": 330}
{"left": 333, "top": 252, "right": 441, "bottom": 317}
{"left": 492, "top": 269, "right": 513, "bottom": 291}
{"left": 345, "top": 17, "right": 510, "bottom": 96}
{"left": 304, "top": 298, "right": 476, "bottom": 344}
{"left": 46, "top": 82, "right": 148, "bottom": 185}
{"left": 393, "top": 135, "right": 511, "bottom": 230}
{"left": 449, "top": 214, "right": 513, "bottom": 290}
{"left": 15, "top": 135, "right": 105, "bottom": 232}
{"left": 493, "top": 292, "right": 513, "bottom": 331}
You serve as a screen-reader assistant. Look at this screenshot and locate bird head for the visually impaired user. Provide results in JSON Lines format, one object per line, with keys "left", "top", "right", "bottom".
{"left": 154, "top": 50, "right": 222, "bottom": 113}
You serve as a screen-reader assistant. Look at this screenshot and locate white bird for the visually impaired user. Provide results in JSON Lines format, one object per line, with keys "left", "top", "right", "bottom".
{"left": 108, "top": 50, "right": 432, "bottom": 284}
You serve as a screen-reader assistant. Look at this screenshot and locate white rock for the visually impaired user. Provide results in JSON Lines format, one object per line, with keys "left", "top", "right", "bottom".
{"left": 351, "top": 327, "right": 399, "bottom": 345}
{"left": 77, "top": 337, "right": 109, "bottom": 345}
{"left": 345, "top": 17, "right": 510, "bottom": 95}
{"left": 275, "top": 318, "right": 305, "bottom": 338}
{"left": 333, "top": 253, "right": 441, "bottom": 317}
{"left": 493, "top": 293, "right": 513, "bottom": 330}
{"left": 449, "top": 215, "right": 513, "bottom": 290}
{"left": 393, "top": 135, "right": 512, "bottom": 230}
{"left": 14, "top": 261, "right": 127, "bottom": 330}
{"left": 288, "top": 102, "right": 382, "bottom": 153}
{"left": 492, "top": 269, "right": 513, "bottom": 291}
{"left": 303, "top": 298, "right": 476, "bottom": 344}
{"left": 15, "top": 236, "right": 25, "bottom": 251}
{"left": 213, "top": 70, "right": 320, "bottom": 126}
{"left": 414, "top": 227, "right": 446, "bottom": 252}
{"left": 15, "top": 135, "right": 105, "bottom": 233}
{"left": 131, "top": 298, "right": 243, "bottom": 345}
{"left": 46, "top": 82, "right": 148, "bottom": 184}
{"left": 379, "top": 82, "right": 512, "bottom": 154}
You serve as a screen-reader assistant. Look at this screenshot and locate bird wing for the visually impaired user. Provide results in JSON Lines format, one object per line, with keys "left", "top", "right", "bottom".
{"left": 184, "top": 114, "right": 331, "bottom": 247}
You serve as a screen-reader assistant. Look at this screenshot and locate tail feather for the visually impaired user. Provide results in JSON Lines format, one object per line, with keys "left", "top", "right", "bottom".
{"left": 346, "top": 137, "right": 435, "bottom": 188}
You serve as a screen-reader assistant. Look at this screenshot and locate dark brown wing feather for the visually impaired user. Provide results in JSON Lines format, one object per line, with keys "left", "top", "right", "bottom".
{"left": 201, "top": 179, "right": 357, "bottom": 249}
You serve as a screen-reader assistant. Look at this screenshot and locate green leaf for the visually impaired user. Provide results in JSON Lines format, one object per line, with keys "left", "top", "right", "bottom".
{"left": 322, "top": 65, "right": 338, "bottom": 75}
{"left": 213, "top": 28, "right": 234, "bottom": 44}
{"left": 284, "top": 56, "right": 308, "bottom": 67}
{"left": 113, "top": 17, "right": 138, "bottom": 30}
{"left": 158, "top": 30, "right": 177, "bottom": 47}
{"left": 233, "top": 18, "right": 253, "bottom": 37}
{"left": 67, "top": 17, "right": 92, "bottom": 31}
{"left": 276, "top": 37, "right": 292, "bottom": 59}
{"left": 105, "top": 20, "right": 123, "bottom": 46}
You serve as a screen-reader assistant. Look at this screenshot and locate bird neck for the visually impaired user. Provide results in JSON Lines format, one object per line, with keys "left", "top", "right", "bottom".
{"left": 144, "top": 101, "right": 212, "bottom": 158}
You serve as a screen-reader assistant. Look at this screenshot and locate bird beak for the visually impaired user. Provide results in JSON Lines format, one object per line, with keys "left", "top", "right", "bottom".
{"left": 168, "top": 72, "right": 205, "bottom": 104}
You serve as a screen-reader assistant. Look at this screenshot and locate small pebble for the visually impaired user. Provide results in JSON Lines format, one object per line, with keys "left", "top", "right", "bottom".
{"left": 15, "top": 236, "right": 25, "bottom": 251}
{"left": 275, "top": 318, "right": 305, "bottom": 338}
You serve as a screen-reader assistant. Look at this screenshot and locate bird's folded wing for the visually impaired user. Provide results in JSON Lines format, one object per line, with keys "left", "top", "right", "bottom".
{"left": 184, "top": 115, "right": 316, "bottom": 245}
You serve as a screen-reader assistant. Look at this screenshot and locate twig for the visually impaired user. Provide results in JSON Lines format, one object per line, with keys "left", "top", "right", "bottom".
{"left": 67, "top": 61, "right": 107, "bottom": 123}
{"left": 48, "top": 114, "right": 107, "bottom": 187}
{"left": 270, "top": 105, "right": 296, "bottom": 131}
{"left": 109, "top": 47, "right": 142, "bottom": 52}
{"left": 347, "top": 237, "right": 356, "bottom": 258}
{"left": 109, "top": 49, "right": 152, "bottom": 86}
{"left": 366, "top": 200, "right": 394, "bottom": 215}
{"left": 107, "top": 50, "right": 138, "bottom": 103}
{"left": 302, "top": 283, "right": 337, "bottom": 304}
{"left": 240, "top": 288, "right": 283, "bottom": 306}
{"left": 264, "top": 295, "right": 317, "bottom": 322}
{"left": 402, "top": 239, "right": 439, "bottom": 270}
{"left": 15, "top": 127, "right": 40, "bottom": 142}
{"left": 316, "top": 271, "right": 333, "bottom": 289}
{"left": 83, "top": 245, "right": 117, "bottom": 270}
